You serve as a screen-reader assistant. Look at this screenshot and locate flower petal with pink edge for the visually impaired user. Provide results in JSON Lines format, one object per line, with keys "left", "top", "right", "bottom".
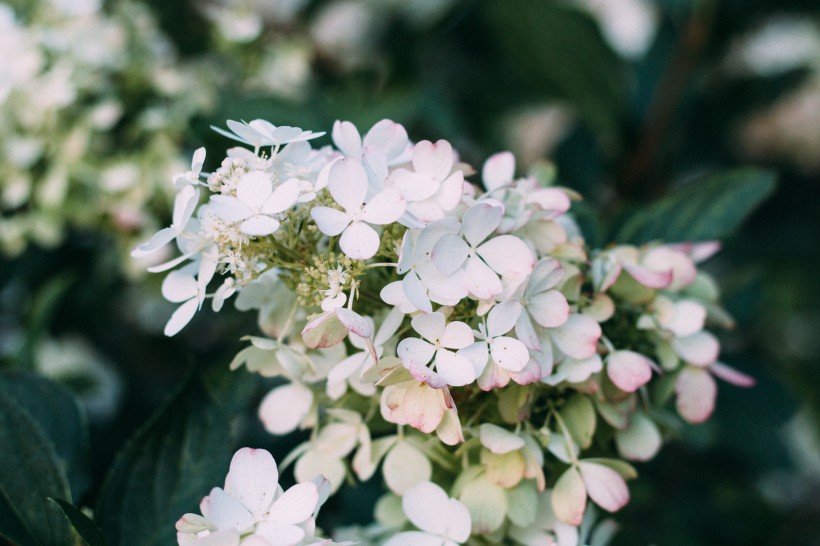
{"left": 642, "top": 247, "right": 697, "bottom": 290}
{"left": 402, "top": 383, "right": 448, "bottom": 433}
{"left": 578, "top": 462, "right": 630, "bottom": 513}
{"left": 607, "top": 350, "right": 653, "bottom": 392}
{"left": 551, "top": 467, "right": 587, "bottom": 526}
{"left": 551, "top": 314, "right": 602, "bottom": 360}
{"left": 223, "top": 448, "right": 279, "bottom": 520}
{"left": 482, "top": 151, "right": 515, "bottom": 191}
{"left": 478, "top": 235, "right": 535, "bottom": 276}
{"left": 435, "top": 172, "right": 464, "bottom": 211}
{"left": 675, "top": 366, "right": 717, "bottom": 423}
{"left": 413, "top": 140, "right": 454, "bottom": 181}
{"left": 672, "top": 331, "right": 719, "bottom": 366}
{"left": 258, "top": 383, "right": 313, "bottom": 435}
{"left": 710, "top": 361, "right": 755, "bottom": 387}
{"left": 622, "top": 262, "right": 672, "bottom": 289}
{"left": 266, "top": 482, "right": 319, "bottom": 525}
{"left": 528, "top": 290, "right": 570, "bottom": 328}
{"left": 328, "top": 158, "right": 368, "bottom": 211}
{"left": 362, "top": 187, "right": 406, "bottom": 225}
{"left": 340, "top": 221, "right": 381, "bottom": 260}
{"left": 462, "top": 202, "right": 503, "bottom": 247}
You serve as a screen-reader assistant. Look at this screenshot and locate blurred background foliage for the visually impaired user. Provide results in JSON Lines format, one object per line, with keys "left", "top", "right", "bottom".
{"left": 1, "top": 0, "right": 819, "bottom": 544}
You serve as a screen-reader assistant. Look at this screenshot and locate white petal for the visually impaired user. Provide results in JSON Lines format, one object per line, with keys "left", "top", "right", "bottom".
{"left": 551, "top": 467, "right": 587, "bottom": 526}
{"left": 528, "top": 290, "right": 570, "bottom": 328}
{"left": 267, "top": 482, "right": 319, "bottom": 524}
{"left": 477, "top": 235, "right": 535, "bottom": 276}
{"left": 462, "top": 202, "right": 503, "bottom": 247}
{"left": 335, "top": 308, "right": 373, "bottom": 338}
{"left": 463, "top": 257, "right": 502, "bottom": 299}
{"left": 515, "top": 311, "right": 540, "bottom": 351}
{"left": 551, "top": 314, "right": 602, "bottom": 360}
{"left": 340, "top": 222, "right": 380, "bottom": 260}
{"left": 261, "top": 178, "right": 301, "bottom": 214}
{"left": 131, "top": 227, "right": 176, "bottom": 257}
{"left": 294, "top": 450, "right": 346, "bottom": 495}
{"left": 328, "top": 158, "right": 368, "bottom": 212}
{"left": 401, "top": 271, "right": 432, "bottom": 313}
{"left": 490, "top": 337, "right": 530, "bottom": 372}
{"left": 458, "top": 342, "right": 490, "bottom": 378}
{"left": 397, "top": 338, "right": 436, "bottom": 367}
{"left": 383, "top": 441, "right": 432, "bottom": 495}
{"left": 441, "top": 321, "right": 474, "bottom": 349}
{"left": 393, "top": 171, "right": 440, "bottom": 201}
{"left": 482, "top": 151, "right": 515, "bottom": 191}
{"left": 200, "top": 487, "right": 255, "bottom": 532}
{"left": 411, "top": 312, "right": 446, "bottom": 343}
{"left": 434, "top": 350, "right": 476, "bottom": 387}
{"left": 616, "top": 413, "right": 662, "bottom": 461}
{"left": 675, "top": 366, "right": 717, "bottom": 423}
{"left": 332, "top": 120, "right": 362, "bottom": 158}
{"left": 672, "top": 331, "right": 719, "bottom": 367}
{"left": 162, "top": 269, "right": 198, "bottom": 302}
{"left": 431, "top": 233, "right": 470, "bottom": 276}
{"left": 578, "top": 462, "right": 630, "bottom": 513}
{"left": 258, "top": 382, "right": 314, "bottom": 435}
{"left": 710, "top": 361, "right": 755, "bottom": 387}
{"left": 240, "top": 215, "right": 280, "bottom": 236}
{"left": 402, "top": 481, "right": 451, "bottom": 535}
{"left": 487, "top": 300, "right": 523, "bottom": 338}
{"left": 237, "top": 171, "right": 273, "bottom": 208}
{"left": 311, "top": 206, "right": 350, "bottom": 236}
{"left": 191, "top": 147, "right": 206, "bottom": 173}
{"left": 479, "top": 423, "right": 525, "bottom": 454}
{"left": 210, "top": 195, "right": 253, "bottom": 222}
{"left": 434, "top": 172, "right": 464, "bottom": 212}
{"left": 224, "top": 448, "right": 279, "bottom": 520}
{"left": 364, "top": 119, "right": 410, "bottom": 163}
{"left": 413, "top": 139, "right": 454, "bottom": 180}
{"left": 383, "top": 532, "right": 443, "bottom": 546}
{"left": 173, "top": 185, "right": 200, "bottom": 229}
{"left": 658, "top": 299, "right": 706, "bottom": 337}
{"left": 164, "top": 298, "right": 199, "bottom": 336}
{"left": 527, "top": 258, "right": 565, "bottom": 294}
{"left": 606, "top": 350, "right": 653, "bottom": 393}
{"left": 362, "top": 187, "right": 405, "bottom": 225}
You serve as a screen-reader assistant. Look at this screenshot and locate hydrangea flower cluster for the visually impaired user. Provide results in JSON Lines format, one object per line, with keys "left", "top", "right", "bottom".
{"left": 141, "top": 118, "right": 754, "bottom": 544}
{"left": 0, "top": 0, "right": 212, "bottom": 259}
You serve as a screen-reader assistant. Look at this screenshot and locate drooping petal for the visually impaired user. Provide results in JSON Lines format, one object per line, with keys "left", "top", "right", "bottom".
{"left": 431, "top": 233, "right": 470, "bottom": 276}
{"left": 528, "top": 290, "right": 570, "bottom": 328}
{"left": 267, "top": 482, "right": 319, "bottom": 524}
{"left": 332, "top": 120, "right": 362, "bottom": 157}
{"left": 335, "top": 308, "right": 373, "bottom": 338}
{"left": 479, "top": 423, "right": 525, "bottom": 454}
{"left": 671, "top": 331, "right": 719, "bottom": 367}
{"left": 301, "top": 311, "right": 349, "bottom": 349}
{"left": 491, "top": 337, "right": 530, "bottom": 372}
{"left": 477, "top": 235, "right": 535, "bottom": 276}
{"left": 383, "top": 441, "right": 432, "bottom": 495}
{"left": 224, "top": 448, "right": 279, "bottom": 520}
{"left": 131, "top": 227, "right": 176, "bottom": 257}
{"left": 482, "top": 151, "right": 515, "bottom": 191}
{"left": 362, "top": 187, "right": 406, "bottom": 225}
{"left": 258, "top": 382, "right": 314, "bottom": 435}
{"left": 710, "top": 361, "right": 755, "bottom": 387}
{"left": 578, "top": 462, "right": 630, "bottom": 513}
{"left": 328, "top": 158, "right": 368, "bottom": 212}
{"left": 675, "top": 366, "right": 717, "bottom": 423}
{"left": 164, "top": 298, "right": 199, "bottom": 336}
{"left": 339, "top": 221, "right": 381, "bottom": 260}
{"left": 607, "top": 350, "right": 653, "bottom": 392}
{"left": 311, "top": 206, "right": 351, "bottom": 236}
{"left": 551, "top": 314, "right": 602, "bottom": 360}
{"left": 551, "top": 467, "right": 587, "bottom": 526}
{"left": 462, "top": 202, "right": 503, "bottom": 247}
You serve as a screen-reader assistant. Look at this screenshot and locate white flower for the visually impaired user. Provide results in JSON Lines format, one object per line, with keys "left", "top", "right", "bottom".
{"left": 310, "top": 157, "right": 405, "bottom": 260}
{"left": 383, "top": 482, "right": 471, "bottom": 546}
{"left": 461, "top": 301, "right": 530, "bottom": 379}
{"left": 210, "top": 171, "right": 301, "bottom": 236}
{"left": 131, "top": 183, "right": 199, "bottom": 257}
{"left": 212, "top": 119, "right": 325, "bottom": 150}
{"left": 332, "top": 119, "right": 412, "bottom": 166}
{"left": 173, "top": 147, "right": 206, "bottom": 189}
{"left": 397, "top": 312, "right": 476, "bottom": 387}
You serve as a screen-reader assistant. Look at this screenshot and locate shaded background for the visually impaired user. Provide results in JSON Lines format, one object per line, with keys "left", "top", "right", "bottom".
{"left": 1, "top": 0, "right": 819, "bottom": 544}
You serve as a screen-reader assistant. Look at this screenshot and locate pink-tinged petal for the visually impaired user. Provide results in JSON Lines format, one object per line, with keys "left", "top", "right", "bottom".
{"left": 672, "top": 331, "right": 719, "bottom": 367}
{"left": 267, "top": 482, "right": 319, "bottom": 524}
{"left": 328, "top": 158, "right": 368, "bottom": 211}
{"left": 164, "top": 298, "right": 199, "bottom": 336}
{"left": 482, "top": 151, "right": 515, "bottom": 191}
{"left": 332, "top": 120, "right": 362, "bottom": 157}
{"left": 441, "top": 321, "right": 474, "bottom": 349}
{"left": 459, "top": 342, "right": 490, "bottom": 378}
{"left": 431, "top": 233, "right": 470, "bottom": 275}
{"left": 607, "top": 350, "right": 653, "bottom": 393}
{"left": 642, "top": 247, "right": 697, "bottom": 290}
{"left": 402, "top": 481, "right": 452, "bottom": 535}
{"left": 527, "top": 258, "right": 565, "bottom": 295}
{"left": 411, "top": 312, "right": 446, "bottom": 342}
{"left": 335, "top": 308, "right": 373, "bottom": 338}
{"left": 479, "top": 423, "right": 525, "bottom": 454}
{"left": 240, "top": 215, "right": 280, "bottom": 236}
{"left": 383, "top": 531, "right": 444, "bottom": 546}
{"left": 402, "top": 383, "right": 447, "bottom": 433}
{"left": 261, "top": 178, "right": 301, "bottom": 214}
{"left": 510, "top": 359, "right": 543, "bottom": 385}
{"left": 413, "top": 140, "right": 454, "bottom": 181}
{"left": 131, "top": 227, "right": 175, "bottom": 257}
{"left": 515, "top": 311, "right": 540, "bottom": 351}
{"left": 477, "top": 361, "right": 511, "bottom": 391}
{"left": 200, "top": 487, "right": 255, "bottom": 531}
{"left": 491, "top": 336, "right": 530, "bottom": 372}
{"left": 657, "top": 298, "right": 706, "bottom": 337}
{"left": 615, "top": 413, "right": 662, "bottom": 462}
{"left": 210, "top": 194, "right": 253, "bottom": 222}
{"left": 392, "top": 171, "right": 439, "bottom": 201}
{"left": 578, "top": 462, "right": 630, "bottom": 513}
{"left": 401, "top": 271, "right": 433, "bottom": 313}
{"left": 551, "top": 467, "right": 587, "bottom": 526}
{"left": 362, "top": 187, "right": 405, "bottom": 224}
{"left": 675, "top": 366, "right": 717, "bottom": 424}
{"left": 301, "top": 312, "right": 349, "bottom": 349}
{"left": 527, "top": 188, "right": 571, "bottom": 219}
{"left": 258, "top": 382, "right": 314, "bottom": 435}
{"left": 435, "top": 349, "right": 476, "bottom": 386}
{"left": 551, "top": 314, "right": 602, "bottom": 360}
{"left": 398, "top": 338, "right": 436, "bottom": 367}
{"left": 487, "top": 301, "right": 523, "bottom": 338}
{"left": 224, "top": 448, "right": 279, "bottom": 520}
{"left": 462, "top": 202, "right": 503, "bottom": 247}
{"left": 623, "top": 262, "right": 672, "bottom": 289}
{"left": 162, "top": 270, "right": 198, "bottom": 302}
{"left": 435, "top": 172, "right": 464, "bottom": 212}
{"left": 311, "top": 206, "right": 350, "bottom": 236}
{"left": 528, "top": 290, "right": 570, "bottom": 328}
{"left": 477, "top": 235, "right": 535, "bottom": 276}
{"left": 436, "top": 408, "right": 465, "bottom": 446}
{"left": 407, "top": 362, "right": 448, "bottom": 389}
{"left": 237, "top": 171, "right": 273, "bottom": 207}
{"left": 364, "top": 119, "right": 410, "bottom": 162}
{"left": 710, "top": 361, "right": 755, "bottom": 387}
{"left": 340, "top": 222, "right": 381, "bottom": 260}
{"left": 383, "top": 441, "right": 432, "bottom": 495}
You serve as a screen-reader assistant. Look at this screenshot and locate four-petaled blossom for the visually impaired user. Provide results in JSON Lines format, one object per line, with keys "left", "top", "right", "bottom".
{"left": 397, "top": 312, "right": 476, "bottom": 387}
{"left": 311, "top": 157, "right": 405, "bottom": 259}
{"left": 210, "top": 171, "right": 301, "bottom": 236}
{"left": 213, "top": 119, "right": 325, "bottom": 150}
{"left": 383, "top": 482, "right": 472, "bottom": 546}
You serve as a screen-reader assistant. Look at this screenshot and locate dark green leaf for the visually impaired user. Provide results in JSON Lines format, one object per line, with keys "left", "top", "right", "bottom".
{"left": 615, "top": 168, "right": 777, "bottom": 244}
{"left": 0, "top": 371, "right": 90, "bottom": 501}
{"left": 94, "top": 365, "right": 254, "bottom": 546}
{"left": 0, "top": 390, "right": 75, "bottom": 546}
{"left": 49, "top": 499, "right": 107, "bottom": 546}
{"left": 481, "top": 0, "right": 627, "bottom": 150}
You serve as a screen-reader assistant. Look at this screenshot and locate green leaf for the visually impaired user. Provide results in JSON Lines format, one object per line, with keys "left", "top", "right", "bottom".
{"left": 49, "top": 499, "right": 107, "bottom": 546}
{"left": 560, "top": 395, "right": 597, "bottom": 450}
{"left": 482, "top": 0, "right": 627, "bottom": 150}
{"left": 0, "top": 371, "right": 90, "bottom": 501}
{"left": 94, "top": 364, "right": 254, "bottom": 546}
{"left": 615, "top": 168, "right": 777, "bottom": 244}
{"left": 0, "top": 390, "right": 75, "bottom": 546}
